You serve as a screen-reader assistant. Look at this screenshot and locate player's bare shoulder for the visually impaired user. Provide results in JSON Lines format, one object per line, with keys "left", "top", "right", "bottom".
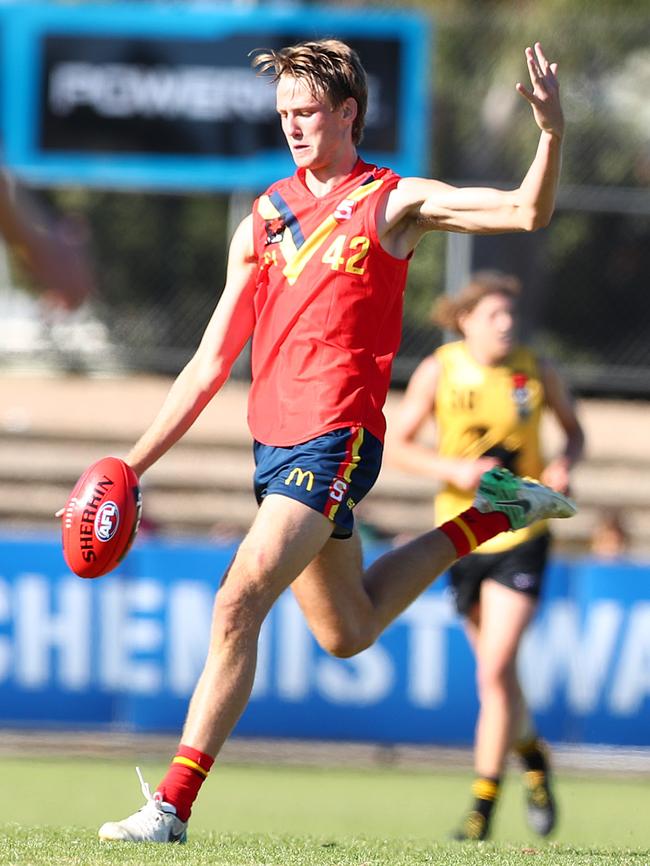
{"left": 230, "top": 212, "right": 258, "bottom": 266}
{"left": 377, "top": 176, "right": 454, "bottom": 257}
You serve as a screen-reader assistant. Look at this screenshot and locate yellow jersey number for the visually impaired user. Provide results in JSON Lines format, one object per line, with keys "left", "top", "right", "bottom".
{"left": 450, "top": 389, "right": 476, "bottom": 411}
{"left": 321, "top": 235, "right": 370, "bottom": 275}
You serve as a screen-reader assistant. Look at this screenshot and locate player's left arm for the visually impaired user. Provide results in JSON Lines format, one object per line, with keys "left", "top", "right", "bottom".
{"left": 539, "top": 358, "right": 585, "bottom": 493}
{"left": 382, "top": 43, "right": 563, "bottom": 249}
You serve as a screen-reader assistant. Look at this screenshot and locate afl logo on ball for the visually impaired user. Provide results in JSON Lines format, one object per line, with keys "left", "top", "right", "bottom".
{"left": 95, "top": 501, "right": 120, "bottom": 542}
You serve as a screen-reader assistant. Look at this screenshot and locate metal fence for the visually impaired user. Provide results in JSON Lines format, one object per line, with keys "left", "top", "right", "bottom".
{"left": 1, "top": 5, "right": 649, "bottom": 395}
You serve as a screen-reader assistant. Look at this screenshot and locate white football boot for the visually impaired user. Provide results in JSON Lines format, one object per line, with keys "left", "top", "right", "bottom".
{"left": 98, "top": 767, "right": 187, "bottom": 843}
{"left": 474, "top": 467, "right": 577, "bottom": 530}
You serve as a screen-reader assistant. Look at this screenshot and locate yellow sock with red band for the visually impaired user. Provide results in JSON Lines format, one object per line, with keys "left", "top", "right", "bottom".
{"left": 157, "top": 745, "right": 215, "bottom": 822}
{"left": 439, "top": 507, "right": 510, "bottom": 558}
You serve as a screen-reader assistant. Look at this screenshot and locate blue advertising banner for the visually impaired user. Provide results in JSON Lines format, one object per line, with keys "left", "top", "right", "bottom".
{"left": 0, "top": 3, "right": 431, "bottom": 190}
{"left": 0, "top": 534, "right": 648, "bottom": 746}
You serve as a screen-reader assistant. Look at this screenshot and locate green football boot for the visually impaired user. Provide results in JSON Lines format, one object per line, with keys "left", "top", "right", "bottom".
{"left": 474, "top": 468, "right": 577, "bottom": 531}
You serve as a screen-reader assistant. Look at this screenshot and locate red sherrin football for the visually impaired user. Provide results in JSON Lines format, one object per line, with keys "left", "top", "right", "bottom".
{"left": 61, "top": 456, "right": 142, "bottom": 579}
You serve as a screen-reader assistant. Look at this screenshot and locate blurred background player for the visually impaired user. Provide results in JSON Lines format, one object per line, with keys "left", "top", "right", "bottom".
{"left": 589, "top": 507, "right": 630, "bottom": 562}
{"left": 388, "top": 270, "right": 585, "bottom": 841}
{"left": 0, "top": 169, "right": 94, "bottom": 310}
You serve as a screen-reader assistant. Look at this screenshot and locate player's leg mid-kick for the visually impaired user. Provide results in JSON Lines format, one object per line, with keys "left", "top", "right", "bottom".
{"left": 98, "top": 468, "right": 575, "bottom": 844}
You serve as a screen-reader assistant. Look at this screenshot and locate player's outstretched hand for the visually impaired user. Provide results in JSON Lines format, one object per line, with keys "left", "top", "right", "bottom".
{"left": 516, "top": 42, "right": 564, "bottom": 140}
{"left": 448, "top": 456, "right": 501, "bottom": 492}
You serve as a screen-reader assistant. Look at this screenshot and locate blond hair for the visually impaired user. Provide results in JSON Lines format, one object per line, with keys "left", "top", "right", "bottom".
{"left": 251, "top": 39, "right": 368, "bottom": 145}
{"left": 433, "top": 270, "right": 521, "bottom": 335}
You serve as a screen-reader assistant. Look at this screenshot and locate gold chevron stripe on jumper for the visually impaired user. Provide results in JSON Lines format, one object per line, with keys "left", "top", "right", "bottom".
{"left": 282, "top": 178, "right": 385, "bottom": 285}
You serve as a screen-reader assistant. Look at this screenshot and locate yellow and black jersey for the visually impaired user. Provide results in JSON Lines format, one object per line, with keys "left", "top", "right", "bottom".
{"left": 434, "top": 341, "right": 547, "bottom": 553}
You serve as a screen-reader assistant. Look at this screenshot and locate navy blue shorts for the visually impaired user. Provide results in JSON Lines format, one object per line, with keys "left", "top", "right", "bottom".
{"left": 253, "top": 426, "right": 383, "bottom": 539}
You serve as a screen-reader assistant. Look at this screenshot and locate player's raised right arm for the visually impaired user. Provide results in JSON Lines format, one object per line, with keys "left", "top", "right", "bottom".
{"left": 379, "top": 43, "right": 563, "bottom": 254}
{"left": 126, "top": 214, "right": 257, "bottom": 477}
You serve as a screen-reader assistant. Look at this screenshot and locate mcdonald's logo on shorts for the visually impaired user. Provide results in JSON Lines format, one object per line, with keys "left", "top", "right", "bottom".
{"left": 285, "top": 467, "right": 315, "bottom": 491}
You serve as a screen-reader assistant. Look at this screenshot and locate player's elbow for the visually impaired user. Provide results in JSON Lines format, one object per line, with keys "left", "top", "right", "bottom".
{"left": 192, "top": 352, "right": 230, "bottom": 398}
{"left": 532, "top": 209, "right": 553, "bottom": 231}
{"left": 519, "top": 205, "right": 553, "bottom": 232}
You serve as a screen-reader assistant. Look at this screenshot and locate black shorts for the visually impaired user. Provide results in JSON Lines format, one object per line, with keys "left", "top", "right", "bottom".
{"left": 448, "top": 532, "right": 551, "bottom": 617}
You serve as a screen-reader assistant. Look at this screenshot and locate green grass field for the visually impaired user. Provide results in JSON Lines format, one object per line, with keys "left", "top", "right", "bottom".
{"left": 1, "top": 756, "right": 648, "bottom": 865}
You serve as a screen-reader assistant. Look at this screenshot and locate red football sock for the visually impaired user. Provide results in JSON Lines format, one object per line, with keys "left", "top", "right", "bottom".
{"left": 156, "top": 745, "right": 215, "bottom": 822}
{"left": 439, "top": 507, "right": 511, "bottom": 559}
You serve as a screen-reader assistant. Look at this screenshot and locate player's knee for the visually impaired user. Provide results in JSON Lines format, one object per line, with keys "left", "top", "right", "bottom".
{"left": 476, "top": 659, "right": 517, "bottom": 697}
{"left": 232, "top": 539, "right": 273, "bottom": 582}
{"left": 211, "top": 569, "right": 272, "bottom": 646}
{"left": 315, "top": 623, "right": 374, "bottom": 659}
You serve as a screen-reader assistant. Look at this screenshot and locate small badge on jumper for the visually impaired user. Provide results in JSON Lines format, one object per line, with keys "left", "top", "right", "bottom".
{"left": 265, "top": 217, "right": 286, "bottom": 245}
{"left": 512, "top": 372, "right": 531, "bottom": 419}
